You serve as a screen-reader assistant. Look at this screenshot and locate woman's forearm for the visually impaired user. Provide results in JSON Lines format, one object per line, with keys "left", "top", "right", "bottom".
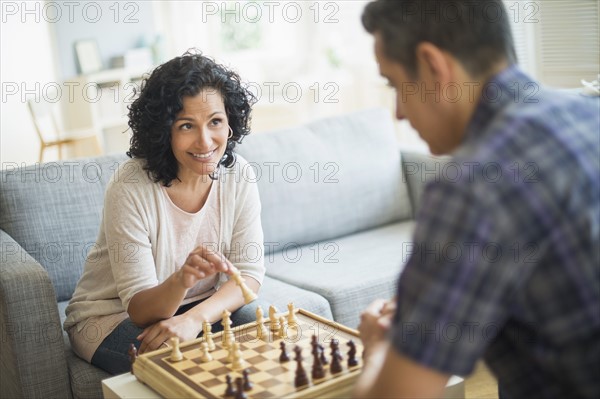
{"left": 127, "top": 273, "right": 188, "bottom": 326}
{"left": 185, "top": 276, "right": 261, "bottom": 325}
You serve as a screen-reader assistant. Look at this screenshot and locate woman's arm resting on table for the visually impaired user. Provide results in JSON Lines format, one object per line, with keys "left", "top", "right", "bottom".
{"left": 136, "top": 275, "right": 260, "bottom": 353}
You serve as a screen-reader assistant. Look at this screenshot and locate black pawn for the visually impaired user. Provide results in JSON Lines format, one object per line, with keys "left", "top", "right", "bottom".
{"left": 311, "top": 350, "right": 325, "bottom": 379}
{"left": 330, "top": 352, "right": 343, "bottom": 374}
{"left": 347, "top": 340, "right": 358, "bottom": 367}
{"left": 294, "top": 346, "right": 309, "bottom": 387}
{"left": 279, "top": 341, "right": 290, "bottom": 362}
{"left": 318, "top": 343, "right": 328, "bottom": 365}
{"left": 128, "top": 343, "right": 138, "bottom": 372}
{"left": 224, "top": 375, "right": 235, "bottom": 397}
{"left": 234, "top": 377, "right": 247, "bottom": 399}
{"left": 330, "top": 339, "right": 343, "bottom": 361}
{"left": 242, "top": 369, "right": 253, "bottom": 391}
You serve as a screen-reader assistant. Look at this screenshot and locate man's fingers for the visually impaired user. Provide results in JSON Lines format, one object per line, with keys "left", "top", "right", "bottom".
{"left": 361, "top": 299, "right": 387, "bottom": 319}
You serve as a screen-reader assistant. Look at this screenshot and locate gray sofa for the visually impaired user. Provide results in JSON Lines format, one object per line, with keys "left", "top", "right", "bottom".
{"left": 0, "top": 108, "right": 444, "bottom": 398}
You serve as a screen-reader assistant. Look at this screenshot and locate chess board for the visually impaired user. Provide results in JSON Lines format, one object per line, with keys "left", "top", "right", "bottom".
{"left": 132, "top": 308, "right": 364, "bottom": 398}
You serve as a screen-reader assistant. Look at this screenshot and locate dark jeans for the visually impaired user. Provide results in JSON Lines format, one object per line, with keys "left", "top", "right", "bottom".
{"left": 91, "top": 298, "right": 269, "bottom": 375}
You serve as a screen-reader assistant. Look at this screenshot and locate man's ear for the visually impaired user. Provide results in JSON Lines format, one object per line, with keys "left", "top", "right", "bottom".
{"left": 415, "top": 42, "right": 453, "bottom": 85}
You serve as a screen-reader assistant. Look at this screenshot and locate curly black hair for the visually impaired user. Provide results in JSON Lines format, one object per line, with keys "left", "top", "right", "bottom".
{"left": 127, "top": 50, "right": 257, "bottom": 186}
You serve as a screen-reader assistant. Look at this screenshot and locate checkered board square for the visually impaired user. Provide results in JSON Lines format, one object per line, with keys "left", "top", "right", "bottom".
{"left": 133, "top": 308, "right": 364, "bottom": 398}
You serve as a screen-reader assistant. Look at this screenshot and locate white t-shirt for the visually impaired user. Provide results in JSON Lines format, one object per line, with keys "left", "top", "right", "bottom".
{"left": 64, "top": 156, "right": 265, "bottom": 361}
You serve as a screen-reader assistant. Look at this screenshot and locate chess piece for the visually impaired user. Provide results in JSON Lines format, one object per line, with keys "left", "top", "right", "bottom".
{"left": 231, "top": 342, "right": 248, "bottom": 370}
{"left": 222, "top": 309, "right": 235, "bottom": 349}
{"left": 224, "top": 375, "right": 236, "bottom": 397}
{"left": 330, "top": 341, "right": 343, "bottom": 374}
{"left": 347, "top": 340, "right": 358, "bottom": 367}
{"left": 269, "top": 305, "right": 279, "bottom": 331}
{"left": 128, "top": 343, "right": 138, "bottom": 372}
{"left": 200, "top": 342, "right": 212, "bottom": 362}
{"left": 169, "top": 337, "right": 183, "bottom": 362}
{"left": 293, "top": 346, "right": 309, "bottom": 387}
{"left": 330, "top": 339, "right": 343, "bottom": 361}
{"left": 234, "top": 377, "right": 247, "bottom": 399}
{"left": 278, "top": 316, "right": 286, "bottom": 339}
{"left": 231, "top": 270, "right": 257, "bottom": 304}
{"left": 318, "top": 343, "right": 328, "bottom": 365}
{"left": 287, "top": 302, "right": 299, "bottom": 326}
{"left": 279, "top": 341, "right": 290, "bottom": 362}
{"left": 256, "top": 307, "right": 269, "bottom": 341}
{"left": 203, "top": 320, "right": 216, "bottom": 351}
{"left": 311, "top": 348, "right": 325, "bottom": 379}
{"left": 242, "top": 369, "right": 253, "bottom": 391}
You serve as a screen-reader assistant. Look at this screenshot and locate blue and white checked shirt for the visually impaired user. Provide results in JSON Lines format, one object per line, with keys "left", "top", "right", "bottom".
{"left": 389, "top": 66, "right": 600, "bottom": 398}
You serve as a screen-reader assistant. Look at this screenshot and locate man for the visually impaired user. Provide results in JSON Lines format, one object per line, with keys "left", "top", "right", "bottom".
{"left": 355, "top": 1, "right": 600, "bottom": 398}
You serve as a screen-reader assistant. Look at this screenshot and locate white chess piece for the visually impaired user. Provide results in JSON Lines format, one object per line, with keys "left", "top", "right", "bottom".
{"left": 256, "top": 306, "right": 269, "bottom": 341}
{"left": 287, "top": 302, "right": 299, "bottom": 326}
{"left": 269, "top": 305, "right": 279, "bottom": 331}
{"left": 231, "top": 342, "right": 248, "bottom": 370}
{"left": 200, "top": 342, "right": 212, "bottom": 362}
{"left": 278, "top": 316, "right": 286, "bottom": 339}
{"left": 169, "top": 337, "right": 183, "bottom": 362}
{"left": 203, "top": 321, "right": 216, "bottom": 351}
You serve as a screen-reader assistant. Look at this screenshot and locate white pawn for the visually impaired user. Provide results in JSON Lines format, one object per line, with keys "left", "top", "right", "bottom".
{"left": 256, "top": 306, "right": 269, "bottom": 341}
{"left": 269, "top": 305, "right": 279, "bottom": 332}
{"left": 231, "top": 342, "right": 248, "bottom": 371}
{"left": 222, "top": 309, "right": 234, "bottom": 349}
{"left": 287, "top": 302, "right": 299, "bottom": 326}
{"left": 278, "top": 316, "right": 286, "bottom": 339}
{"left": 203, "top": 321, "right": 215, "bottom": 351}
{"left": 199, "top": 342, "right": 212, "bottom": 362}
{"left": 169, "top": 337, "right": 183, "bottom": 362}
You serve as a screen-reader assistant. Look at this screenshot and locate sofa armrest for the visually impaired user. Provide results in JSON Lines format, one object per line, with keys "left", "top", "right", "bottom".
{"left": 0, "top": 230, "right": 72, "bottom": 399}
{"left": 401, "top": 151, "right": 451, "bottom": 217}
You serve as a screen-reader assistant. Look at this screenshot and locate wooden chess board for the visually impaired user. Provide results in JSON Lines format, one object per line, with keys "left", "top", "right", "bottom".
{"left": 132, "top": 308, "right": 364, "bottom": 398}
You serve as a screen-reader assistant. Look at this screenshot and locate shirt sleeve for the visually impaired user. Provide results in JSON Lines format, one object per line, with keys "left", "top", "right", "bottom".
{"left": 103, "top": 172, "right": 159, "bottom": 313}
{"left": 226, "top": 161, "right": 265, "bottom": 285}
{"left": 388, "top": 175, "right": 530, "bottom": 376}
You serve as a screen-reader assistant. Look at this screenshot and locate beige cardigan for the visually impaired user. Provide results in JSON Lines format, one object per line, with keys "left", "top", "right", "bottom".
{"left": 64, "top": 155, "right": 264, "bottom": 359}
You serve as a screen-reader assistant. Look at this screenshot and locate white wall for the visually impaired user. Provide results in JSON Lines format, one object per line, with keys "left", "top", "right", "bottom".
{"left": 1, "top": 1, "right": 59, "bottom": 167}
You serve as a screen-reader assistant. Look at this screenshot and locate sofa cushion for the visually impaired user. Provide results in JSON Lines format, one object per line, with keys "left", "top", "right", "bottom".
{"left": 237, "top": 108, "right": 412, "bottom": 251}
{"left": 0, "top": 154, "right": 128, "bottom": 301}
{"left": 265, "top": 220, "right": 416, "bottom": 328}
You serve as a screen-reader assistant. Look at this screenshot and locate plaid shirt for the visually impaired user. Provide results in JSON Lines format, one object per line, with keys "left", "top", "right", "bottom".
{"left": 389, "top": 66, "right": 600, "bottom": 398}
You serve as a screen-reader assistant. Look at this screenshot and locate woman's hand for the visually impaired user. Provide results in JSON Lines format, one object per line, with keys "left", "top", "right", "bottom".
{"left": 176, "top": 245, "right": 236, "bottom": 289}
{"left": 136, "top": 313, "right": 202, "bottom": 354}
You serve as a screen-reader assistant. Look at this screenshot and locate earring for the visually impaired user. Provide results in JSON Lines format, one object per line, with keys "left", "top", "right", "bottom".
{"left": 227, "top": 126, "right": 234, "bottom": 139}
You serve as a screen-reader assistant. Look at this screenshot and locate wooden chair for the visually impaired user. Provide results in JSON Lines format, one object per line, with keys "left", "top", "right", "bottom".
{"left": 27, "top": 100, "right": 103, "bottom": 162}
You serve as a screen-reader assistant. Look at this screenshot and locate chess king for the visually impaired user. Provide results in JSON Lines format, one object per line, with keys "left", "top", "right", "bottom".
{"left": 63, "top": 51, "right": 267, "bottom": 375}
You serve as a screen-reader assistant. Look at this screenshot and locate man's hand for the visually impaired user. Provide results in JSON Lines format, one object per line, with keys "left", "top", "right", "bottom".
{"left": 136, "top": 313, "right": 202, "bottom": 354}
{"left": 176, "top": 245, "right": 236, "bottom": 289}
{"left": 359, "top": 298, "right": 396, "bottom": 358}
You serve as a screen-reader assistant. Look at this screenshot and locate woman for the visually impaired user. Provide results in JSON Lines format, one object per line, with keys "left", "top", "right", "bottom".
{"left": 64, "top": 51, "right": 265, "bottom": 375}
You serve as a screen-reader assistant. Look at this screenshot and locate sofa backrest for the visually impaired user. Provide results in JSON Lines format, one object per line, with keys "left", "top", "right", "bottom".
{"left": 237, "top": 108, "right": 412, "bottom": 252}
{"left": 0, "top": 154, "right": 127, "bottom": 301}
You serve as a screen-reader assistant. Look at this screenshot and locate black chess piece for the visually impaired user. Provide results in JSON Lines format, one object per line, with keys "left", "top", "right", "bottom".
{"left": 234, "top": 377, "right": 247, "bottom": 399}
{"left": 318, "top": 343, "right": 328, "bottom": 365}
{"left": 330, "top": 339, "right": 343, "bottom": 361}
{"left": 128, "top": 343, "right": 138, "bottom": 372}
{"left": 347, "top": 340, "right": 358, "bottom": 367}
{"left": 242, "top": 369, "right": 253, "bottom": 391}
{"left": 224, "top": 375, "right": 236, "bottom": 397}
{"left": 294, "top": 346, "right": 309, "bottom": 387}
{"left": 279, "top": 341, "right": 290, "bottom": 362}
{"left": 330, "top": 351, "right": 343, "bottom": 374}
{"left": 311, "top": 349, "right": 325, "bottom": 379}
